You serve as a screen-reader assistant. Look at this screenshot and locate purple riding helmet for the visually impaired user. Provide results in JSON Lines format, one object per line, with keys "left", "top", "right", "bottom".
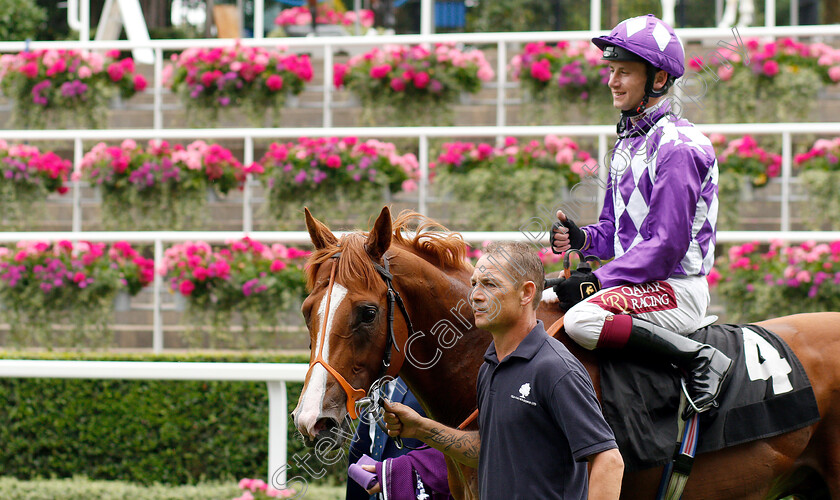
{"left": 592, "top": 14, "right": 685, "bottom": 115}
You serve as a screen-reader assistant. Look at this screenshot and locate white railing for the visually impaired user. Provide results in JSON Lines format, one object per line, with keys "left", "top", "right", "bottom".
{"left": 4, "top": 122, "right": 840, "bottom": 235}
{"left": 1, "top": 25, "right": 839, "bottom": 131}
{"left": 0, "top": 359, "right": 308, "bottom": 486}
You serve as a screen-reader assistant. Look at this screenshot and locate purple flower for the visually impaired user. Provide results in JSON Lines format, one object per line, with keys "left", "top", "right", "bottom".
{"left": 312, "top": 170, "right": 327, "bottom": 184}
{"left": 294, "top": 170, "right": 307, "bottom": 184}
{"left": 218, "top": 96, "right": 231, "bottom": 106}
{"left": 808, "top": 286, "right": 818, "bottom": 298}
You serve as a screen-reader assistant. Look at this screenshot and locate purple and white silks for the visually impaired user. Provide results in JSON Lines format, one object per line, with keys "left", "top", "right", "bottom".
{"left": 584, "top": 100, "right": 719, "bottom": 288}
{"left": 374, "top": 445, "right": 453, "bottom": 500}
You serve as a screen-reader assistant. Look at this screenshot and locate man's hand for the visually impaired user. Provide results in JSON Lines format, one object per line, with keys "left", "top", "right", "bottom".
{"left": 552, "top": 210, "right": 586, "bottom": 254}
{"left": 553, "top": 269, "right": 601, "bottom": 311}
{"left": 383, "top": 400, "right": 480, "bottom": 468}
{"left": 360, "top": 464, "right": 381, "bottom": 495}
{"left": 383, "top": 399, "right": 424, "bottom": 440}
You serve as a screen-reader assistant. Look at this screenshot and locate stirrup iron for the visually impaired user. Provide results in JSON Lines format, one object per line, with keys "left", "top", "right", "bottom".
{"left": 680, "top": 378, "right": 719, "bottom": 419}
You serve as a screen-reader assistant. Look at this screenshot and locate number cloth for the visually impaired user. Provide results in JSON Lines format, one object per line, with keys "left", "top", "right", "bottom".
{"left": 477, "top": 321, "right": 617, "bottom": 499}
{"left": 598, "top": 323, "right": 821, "bottom": 472}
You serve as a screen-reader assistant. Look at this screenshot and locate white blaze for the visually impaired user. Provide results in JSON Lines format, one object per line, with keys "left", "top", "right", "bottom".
{"left": 296, "top": 283, "right": 348, "bottom": 438}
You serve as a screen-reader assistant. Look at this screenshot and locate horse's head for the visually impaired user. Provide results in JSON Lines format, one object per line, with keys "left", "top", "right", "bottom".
{"left": 292, "top": 206, "right": 407, "bottom": 447}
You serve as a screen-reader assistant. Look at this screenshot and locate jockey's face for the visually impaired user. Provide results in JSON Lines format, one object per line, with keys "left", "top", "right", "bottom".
{"left": 607, "top": 61, "right": 668, "bottom": 111}
{"left": 607, "top": 60, "right": 648, "bottom": 111}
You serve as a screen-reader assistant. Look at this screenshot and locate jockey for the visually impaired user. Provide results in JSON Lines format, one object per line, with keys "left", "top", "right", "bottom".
{"left": 550, "top": 14, "right": 732, "bottom": 419}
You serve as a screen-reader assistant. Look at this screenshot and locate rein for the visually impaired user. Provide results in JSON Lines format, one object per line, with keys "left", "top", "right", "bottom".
{"left": 303, "top": 251, "right": 412, "bottom": 420}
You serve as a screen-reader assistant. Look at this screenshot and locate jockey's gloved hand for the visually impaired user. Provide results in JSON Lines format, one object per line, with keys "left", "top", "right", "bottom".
{"left": 551, "top": 214, "right": 586, "bottom": 254}
{"left": 553, "top": 269, "right": 601, "bottom": 312}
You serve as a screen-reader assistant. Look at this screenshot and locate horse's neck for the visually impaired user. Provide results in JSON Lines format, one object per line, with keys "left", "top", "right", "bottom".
{"left": 396, "top": 259, "right": 491, "bottom": 427}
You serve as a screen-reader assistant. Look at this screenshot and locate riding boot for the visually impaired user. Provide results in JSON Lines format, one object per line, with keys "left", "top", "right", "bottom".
{"left": 625, "top": 318, "right": 733, "bottom": 419}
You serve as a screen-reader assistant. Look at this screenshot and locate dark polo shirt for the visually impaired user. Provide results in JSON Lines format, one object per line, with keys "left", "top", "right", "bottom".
{"left": 477, "top": 321, "right": 617, "bottom": 499}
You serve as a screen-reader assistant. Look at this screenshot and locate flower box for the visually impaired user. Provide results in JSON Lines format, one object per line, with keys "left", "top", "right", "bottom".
{"left": 0, "top": 49, "right": 147, "bottom": 129}
{"left": 272, "top": 5, "right": 375, "bottom": 36}
{"left": 711, "top": 240, "right": 840, "bottom": 323}
{"left": 697, "top": 38, "right": 839, "bottom": 123}
{"left": 430, "top": 136, "right": 598, "bottom": 230}
{"left": 252, "top": 137, "right": 419, "bottom": 229}
{"left": 81, "top": 139, "right": 247, "bottom": 230}
{"left": 0, "top": 141, "right": 71, "bottom": 230}
{"left": 163, "top": 238, "right": 310, "bottom": 348}
{"left": 164, "top": 44, "right": 314, "bottom": 127}
{"left": 334, "top": 43, "right": 495, "bottom": 126}
{"left": 794, "top": 137, "right": 840, "bottom": 230}
{"left": 0, "top": 240, "right": 153, "bottom": 347}
{"left": 510, "top": 41, "right": 614, "bottom": 125}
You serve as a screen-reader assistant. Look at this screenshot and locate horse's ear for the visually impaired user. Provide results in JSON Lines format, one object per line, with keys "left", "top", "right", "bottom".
{"left": 365, "top": 206, "right": 392, "bottom": 260}
{"left": 304, "top": 207, "right": 338, "bottom": 250}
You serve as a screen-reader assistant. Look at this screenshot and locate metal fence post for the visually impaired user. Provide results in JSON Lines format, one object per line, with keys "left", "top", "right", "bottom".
{"left": 781, "top": 131, "right": 792, "bottom": 232}
{"left": 267, "top": 381, "right": 289, "bottom": 487}
{"left": 153, "top": 239, "right": 164, "bottom": 353}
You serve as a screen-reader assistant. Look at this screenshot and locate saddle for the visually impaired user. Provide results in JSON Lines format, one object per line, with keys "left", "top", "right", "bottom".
{"left": 597, "top": 322, "right": 820, "bottom": 472}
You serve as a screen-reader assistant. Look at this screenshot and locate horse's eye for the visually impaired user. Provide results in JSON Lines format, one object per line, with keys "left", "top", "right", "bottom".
{"left": 361, "top": 307, "right": 377, "bottom": 323}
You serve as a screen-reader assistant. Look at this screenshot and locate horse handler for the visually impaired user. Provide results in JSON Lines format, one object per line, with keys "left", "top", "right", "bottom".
{"left": 383, "top": 242, "right": 624, "bottom": 499}
{"left": 549, "top": 14, "right": 732, "bottom": 419}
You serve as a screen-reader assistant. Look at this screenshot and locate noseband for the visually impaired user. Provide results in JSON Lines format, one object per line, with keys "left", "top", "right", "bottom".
{"left": 304, "top": 251, "right": 414, "bottom": 419}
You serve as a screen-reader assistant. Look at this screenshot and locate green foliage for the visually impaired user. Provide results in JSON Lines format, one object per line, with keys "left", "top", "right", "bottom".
{"left": 0, "top": 0, "right": 46, "bottom": 41}
{"left": 799, "top": 171, "right": 840, "bottom": 230}
{"left": 435, "top": 167, "right": 570, "bottom": 231}
{"left": 0, "top": 351, "right": 347, "bottom": 486}
{"left": 0, "top": 476, "right": 240, "bottom": 500}
{"left": 0, "top": 476, "right": 345, "bottom": 500}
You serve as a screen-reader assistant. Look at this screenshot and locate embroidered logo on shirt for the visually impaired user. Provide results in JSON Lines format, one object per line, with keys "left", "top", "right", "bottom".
{"left": 588, "top": 281, "right": 677, "bottom": 314}
{"left": 512, "top": 383, "right": 536, "bottom": 406}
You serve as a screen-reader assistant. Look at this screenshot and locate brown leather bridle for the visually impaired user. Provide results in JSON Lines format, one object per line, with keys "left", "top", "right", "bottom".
{"left": 303, "top": 252, "right": 411, "bottom": 419}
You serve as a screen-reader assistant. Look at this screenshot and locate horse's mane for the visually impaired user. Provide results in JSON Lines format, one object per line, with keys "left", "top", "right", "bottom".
{"left": 305, "top": 210, "right": 470, "bottom": 290}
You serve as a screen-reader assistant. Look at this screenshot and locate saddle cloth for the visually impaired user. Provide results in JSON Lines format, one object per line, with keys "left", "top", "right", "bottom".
{"left": 599, "top": 323, "right": 821, "bottom": 472}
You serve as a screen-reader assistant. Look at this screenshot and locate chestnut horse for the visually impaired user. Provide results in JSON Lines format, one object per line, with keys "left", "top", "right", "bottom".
{"left": 291, "top": 207, "right": 840, "bottom": 499}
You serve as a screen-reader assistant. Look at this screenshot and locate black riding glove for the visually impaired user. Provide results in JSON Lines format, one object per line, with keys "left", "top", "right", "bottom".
{"left": 551, "top": 217, "right": 586, "bottom": 254}
{"left": 553, "top": 269, "right": 601, "bottom": 312}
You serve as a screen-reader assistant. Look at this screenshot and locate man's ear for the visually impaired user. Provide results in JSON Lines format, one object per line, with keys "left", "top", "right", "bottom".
{"left": 520, "top": 281, "right": 538, "bottom": 307}
{"left": 654, "top": 69, "right": 669, "bottom": 91}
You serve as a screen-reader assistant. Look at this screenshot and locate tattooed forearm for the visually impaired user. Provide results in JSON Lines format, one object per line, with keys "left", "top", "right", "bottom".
{"left": 423, "top": 427, "right": 480, "bottom": 467}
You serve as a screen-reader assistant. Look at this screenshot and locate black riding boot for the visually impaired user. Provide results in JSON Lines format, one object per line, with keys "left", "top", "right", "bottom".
{"left": 626, "top": 318, "right": 732, "bottom": 419}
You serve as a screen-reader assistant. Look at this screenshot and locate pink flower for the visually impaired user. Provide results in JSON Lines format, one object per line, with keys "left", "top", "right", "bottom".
{"left": 325, "top": 154, "right": 341, "bottom": 168}
{"left": 370, "top": 64, "right": 391, "bottom": 79}
{"left": 390, "top": 77, "right": 406, "bottom": 92}
{"left": 402, "top": 179, "right": 418, "bottom": 192}
{"left": 529, "top": 59, "right": 552, "bottom": 81}
{"left": 333, "top": 63, "right": 348, "bottom": 87}
{"left": 107, "top": 62, "right": 125, "bottom": 82}
{"left": 179, "top": 280, "right": 195, "bottom": 295}
{"left": 718, "top": 65, "right": 734, "bottom": 81}
{"left": 270, "top": 259, "right": 287, "bottom": 272}
{"left": 829, "top": 66, "right": 840, "bottom": 83}
{"left": 413, "top": 71, "right": 430, "bottom": 89}
{"left": 266, "top": 74, "right": 284, "bottom": 91}
{"left": 762, "top": 60, "right": 779, "bottom": 77}
{"left": 73, "top": 272, "right": 86, "bottom": 283}
{"left": 78, "top": 66, "right": 92, "bottom": 79}
{"left": 20, "top": 62, "right": 38, "bottom": 79}
{"left": 133, "top": 74, "right": 148, "bottom": 92}
{"left": 706, "top": 268, "right": 721, "bottom": 287}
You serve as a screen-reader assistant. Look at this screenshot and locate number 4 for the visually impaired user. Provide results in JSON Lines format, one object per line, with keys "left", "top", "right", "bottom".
{"left": 742, "top": 328, "right": 793, "bottom": 395}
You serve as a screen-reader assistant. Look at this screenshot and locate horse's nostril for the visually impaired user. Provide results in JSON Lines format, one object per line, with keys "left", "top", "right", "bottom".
{"left": 313, "top": 416, "right": 338, "bottom": 436}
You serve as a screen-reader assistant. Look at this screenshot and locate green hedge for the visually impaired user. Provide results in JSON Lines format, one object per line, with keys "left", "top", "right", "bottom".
{"left": 0, "top": 351, "right": 346, "bottom": 486}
